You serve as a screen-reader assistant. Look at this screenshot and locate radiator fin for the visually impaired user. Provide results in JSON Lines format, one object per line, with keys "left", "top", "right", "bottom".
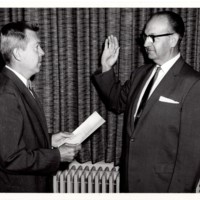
{"left": 54, "top": 161, "right": 120, "bottom": 193}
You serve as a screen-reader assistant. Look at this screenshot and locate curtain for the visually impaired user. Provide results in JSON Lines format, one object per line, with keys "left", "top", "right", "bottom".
{"left": 0, "top": 8, "right": 200, "bottom": 165}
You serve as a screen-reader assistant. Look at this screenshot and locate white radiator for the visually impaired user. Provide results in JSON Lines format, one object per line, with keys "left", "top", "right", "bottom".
{"left": 53, "top": 161, "right": 120, "bottom": 193}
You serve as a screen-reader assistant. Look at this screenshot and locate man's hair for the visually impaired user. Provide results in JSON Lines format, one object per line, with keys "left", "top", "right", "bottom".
{"left": 0, "top": 21, "right": 39, "bottom": 65}
{"left": 148, "top": 11, "right": 185, "bottom": 45}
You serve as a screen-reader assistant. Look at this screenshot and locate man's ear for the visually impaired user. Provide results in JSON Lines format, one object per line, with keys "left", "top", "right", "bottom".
{"left": 12, "top": 48, "right": 23, "bottom": 61}
{"left": 170, "top": 33, "right": 179, "bottom": 48}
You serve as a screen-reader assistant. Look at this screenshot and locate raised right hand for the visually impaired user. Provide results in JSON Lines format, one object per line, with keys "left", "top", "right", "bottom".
{"left": 101, "top": 35, "right": 120, "bottom": 72}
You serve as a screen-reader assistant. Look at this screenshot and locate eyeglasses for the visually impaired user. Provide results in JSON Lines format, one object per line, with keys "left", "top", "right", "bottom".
{"left": 142, "top": 33, "right": 174, "bottom": 43}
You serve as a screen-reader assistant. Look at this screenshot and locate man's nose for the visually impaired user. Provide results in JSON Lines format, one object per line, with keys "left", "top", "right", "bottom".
{"left": 39, "top": 47, "right": 45, "bottom": 56}
{"left": 144, "top": 36, "right": 153, "bottom": 47}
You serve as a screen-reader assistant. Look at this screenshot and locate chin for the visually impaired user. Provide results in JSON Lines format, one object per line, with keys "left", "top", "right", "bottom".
{"left": 147, "top": 55, "right": 155, "bottom": 60}
{"left": 37, "top": 65, "right": 41, "bottom": 72}
{"left": 33, "top": 68, "right": 40, "bottom": 75}
{"left": 147, "top": 53, "right": 156, "bottom": 60}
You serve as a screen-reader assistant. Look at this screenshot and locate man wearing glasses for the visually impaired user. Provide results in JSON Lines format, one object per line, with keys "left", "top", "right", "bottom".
{"left": 92, "top": 11, "right": 200, "bottom": 192}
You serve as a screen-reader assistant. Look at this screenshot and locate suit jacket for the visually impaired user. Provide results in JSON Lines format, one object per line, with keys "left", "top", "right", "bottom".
{"left": 92, "top": 57, "right": 200, "bottom": 192}
{"left": 0, "top": 67, "right": 60, "bottom": 192}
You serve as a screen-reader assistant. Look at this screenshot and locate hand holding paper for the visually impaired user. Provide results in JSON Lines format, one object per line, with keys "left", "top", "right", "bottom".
{"left": 51, "top": 131, "right": 71, "bottom": 148}
{"left": 59, "top": 142, "right": 81, "bottom": 162}
{"left": 59, "top": 111, "right": 105, "bottom": 146}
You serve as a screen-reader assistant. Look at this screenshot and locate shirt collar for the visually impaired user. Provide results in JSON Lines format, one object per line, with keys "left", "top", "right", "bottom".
{"left": 159, "top": 53, "right": 181, "bottom": 74}
{"left": 5, "top": 65, "right": 29, "bottom": 87}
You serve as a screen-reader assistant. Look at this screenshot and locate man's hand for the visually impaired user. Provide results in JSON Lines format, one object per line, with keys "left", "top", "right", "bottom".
{"left": 51, "top": 132, "right": 71, "bottom": 148}
{"left": 101, "top": 35, "right": 120, "bottom": 72}
{"left": 58, "top": 143, "right": 81, "bottom": 162}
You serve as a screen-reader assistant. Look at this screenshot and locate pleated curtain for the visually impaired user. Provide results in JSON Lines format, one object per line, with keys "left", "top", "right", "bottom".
{"left": 0, "top": 8, "right": 200, "bottom": 165}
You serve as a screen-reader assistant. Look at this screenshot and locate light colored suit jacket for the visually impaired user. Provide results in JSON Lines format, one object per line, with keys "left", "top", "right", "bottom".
{"left": 0, "top": 67, "right": 60, "bottom": 192}
{"left": 93, "top": 57, "right": 200, "bottom": 192}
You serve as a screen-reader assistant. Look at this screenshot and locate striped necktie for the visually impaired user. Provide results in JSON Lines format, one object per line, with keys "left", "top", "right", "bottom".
{"left": 27, "top": 80, "right": 35, "bottom": 98}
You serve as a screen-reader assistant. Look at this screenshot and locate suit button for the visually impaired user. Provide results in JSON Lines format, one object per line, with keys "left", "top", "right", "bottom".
{"left": 130, "top": 138, "right": 135, "bottom": 142}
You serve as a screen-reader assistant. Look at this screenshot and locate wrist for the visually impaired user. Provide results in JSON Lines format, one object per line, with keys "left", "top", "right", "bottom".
{"left": 102, "top": 64, "right": 112, "bottom": 73}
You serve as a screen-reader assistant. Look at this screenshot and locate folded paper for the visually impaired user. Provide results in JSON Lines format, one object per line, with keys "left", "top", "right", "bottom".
{"left": 59, "top": 111, "right": 105, "bottom": 146}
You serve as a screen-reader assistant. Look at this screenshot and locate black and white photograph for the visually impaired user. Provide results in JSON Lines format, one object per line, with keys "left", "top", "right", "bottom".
{"left": 0, "top": 1, "right": 200, "bottom": 199}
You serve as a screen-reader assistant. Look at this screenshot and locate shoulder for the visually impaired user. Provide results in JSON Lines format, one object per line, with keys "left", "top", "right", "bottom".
{"left": 134, "top": 63, "right": 153, "bottom": 73}
{"left": 0, "top": 75, "right": 22, "bottom": 116}
{"left": 0, "top": 73, "right": 18, "bottom": 98}
{"left": 180, "top": 63, "right": 200, "bottom": 98}
{"left": 183, "top": 62, "right": 200, "bottom": 75}
{"left": 129, "top": 63, "right": 153, "bottom": 81}
{"left": 181, "top": 62, "right": 200, "bottom": 83}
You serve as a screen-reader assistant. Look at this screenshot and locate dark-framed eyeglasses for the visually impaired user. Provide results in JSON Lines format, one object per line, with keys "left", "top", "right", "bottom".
{"left": 142, "top": 33, "right": 174, "bottom": 43}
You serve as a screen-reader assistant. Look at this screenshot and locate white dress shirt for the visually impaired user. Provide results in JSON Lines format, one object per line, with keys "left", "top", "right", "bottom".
{"left": 134, "top": 53, "right": 180, "bottom": 119}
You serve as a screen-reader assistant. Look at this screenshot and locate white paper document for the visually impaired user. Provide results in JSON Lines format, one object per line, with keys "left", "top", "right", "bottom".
{"left": 59, "top": 111, "right": 105, "bottom": 146}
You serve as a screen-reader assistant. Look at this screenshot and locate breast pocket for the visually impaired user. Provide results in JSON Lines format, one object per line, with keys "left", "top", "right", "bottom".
{"left": 154, "top": 101, "right": 181, "bottom": 126}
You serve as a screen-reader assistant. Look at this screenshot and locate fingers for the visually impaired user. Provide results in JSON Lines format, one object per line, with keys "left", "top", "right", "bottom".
{"left": 65, "top": 143, "right": 81, "bottom": 152}
{"left": 60, "top": 132, "right": 71, "bottom": 138}
{"left": 113, "top": 46, "right": 120, "bottom": 60}
{"left": 107, "top": 35, "right": 119, "bottom": 51}
{"left": 103, "top": 35, "right": 119, "bottom": 54}
{"left": 107, "top": 36, "right": 114, "bottom": 49}
{"left": 104, "top": 38, "right": 108, "bottom": 50}
{"left": 64, "top": 143, "right": 81, "bottom": 156}
{"left": 113, "top": 36, "right": 119, "bottom": 50}
{"left": 59, "top": 143, "right": 81, "bottom": 162}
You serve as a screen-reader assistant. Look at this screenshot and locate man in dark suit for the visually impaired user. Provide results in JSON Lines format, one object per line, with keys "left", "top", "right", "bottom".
{"left": 92, "top": 11, "right": 200, "bottom": 192}
{"left": 0, "top": 21, "right": 81, "bottom": 192}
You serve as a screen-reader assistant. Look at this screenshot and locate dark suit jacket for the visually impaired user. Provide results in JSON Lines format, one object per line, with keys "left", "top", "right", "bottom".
{"left": 0, "top": 67, "right": 60, "bottom": 192}
{"left": 93, "top": 57, "right": 200, "bottom": 192}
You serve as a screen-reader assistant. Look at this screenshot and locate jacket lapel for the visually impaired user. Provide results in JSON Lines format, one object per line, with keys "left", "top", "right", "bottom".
{"left": 128, "top": 64, "right": 154, "bottom": 134}
{"left": 132, "top": 57, "right": 185, "bottom": 134}
{"left": 2, "top": 68, "right": 50, "bottom": 146}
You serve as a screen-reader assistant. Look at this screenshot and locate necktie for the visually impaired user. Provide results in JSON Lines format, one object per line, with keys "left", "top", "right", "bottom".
{"left": 27, "top": 80, "right": 35, "bottom": 98}
{"left": 134, "top": 66, "right": 161, "bottom": 126}
{"left": 27, "top": 81, "right": 42, "bottom": 108}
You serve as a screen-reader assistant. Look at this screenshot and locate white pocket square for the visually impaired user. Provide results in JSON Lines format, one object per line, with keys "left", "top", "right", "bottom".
{"left": 159, "top": 96, "right": 179, "bottom": 104}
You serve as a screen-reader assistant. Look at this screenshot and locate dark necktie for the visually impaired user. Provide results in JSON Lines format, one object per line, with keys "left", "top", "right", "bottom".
{"left": 134, "top": 66, "right": 160, "bottom": 126}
